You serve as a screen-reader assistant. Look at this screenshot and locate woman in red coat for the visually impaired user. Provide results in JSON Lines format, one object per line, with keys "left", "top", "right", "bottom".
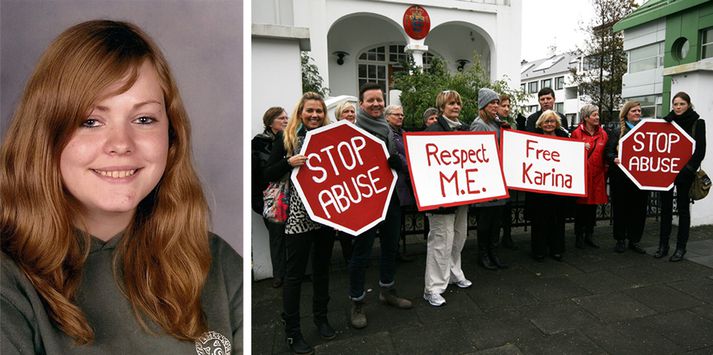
{"left": 570, "top": 104, "right": 608, "bottom": 249}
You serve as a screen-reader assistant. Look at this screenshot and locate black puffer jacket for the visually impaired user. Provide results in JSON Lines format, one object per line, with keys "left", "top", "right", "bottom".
{"left": 251, "top": 129, "right": 277, "bottom": 214}
{"left": 664, "top": 109, "right": 706, "bottom": 183}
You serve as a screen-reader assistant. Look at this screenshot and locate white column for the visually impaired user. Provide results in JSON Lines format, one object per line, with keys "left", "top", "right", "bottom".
{"left": 405, "top": 42, "right": 429, "bottom": 71}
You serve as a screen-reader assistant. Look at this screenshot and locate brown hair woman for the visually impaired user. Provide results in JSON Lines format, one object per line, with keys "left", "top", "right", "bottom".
{"left": 1, "top": 20, "right": 241, "bottom": 354}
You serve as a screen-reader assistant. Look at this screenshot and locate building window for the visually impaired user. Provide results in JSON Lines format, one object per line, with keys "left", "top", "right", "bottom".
{"left": 555, "top": 76, "right": 565, "bottom": 90}
{"left": 628, "top": 42, "right": 664, "bottom": 73}
{"left": 702, "top": 27, "right": 713, "bottom": 59}
{"left": 583, "top": 55, "right": 600, "bottom": 71}
{"left": 528, "top": 105, "right": 538, "bottom": 113}
{"left": 672, "top": 37, "right": 690, "bottom": 60}
{"left": 520, "top": 83, "right": 526, "bottom": 92}
{"left": 541, "top": 78, "right": 552, "bottom": 89}
{"left": 358, "top": 44, "right": 437, "bottom": 96}
{"left": 628, "top": 95, "right": 660, "bottom": 118}
{"left": 555, "top": 102, "right": 564, "bottom": 113}
{"left": 528, "top": 81, "right": 538, "bottom": 94}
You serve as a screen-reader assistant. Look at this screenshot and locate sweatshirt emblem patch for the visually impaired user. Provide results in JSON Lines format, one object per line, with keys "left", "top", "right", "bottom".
{"left": 195, "top": 330, "right": 231, "bottom": 355}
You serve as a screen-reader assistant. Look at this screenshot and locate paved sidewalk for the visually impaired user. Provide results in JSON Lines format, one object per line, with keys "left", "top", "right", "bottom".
{"left": 252, "top": 220, "right": 713, "bottom": 354}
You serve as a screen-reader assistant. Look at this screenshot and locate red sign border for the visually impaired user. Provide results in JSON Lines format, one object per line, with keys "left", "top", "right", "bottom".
{"left": 403, "top": 5, "right": 431, "bottom": 40}
{"left": 290, "top": 120, "right": 397, "bottom": 236}
{"left": 500, "top": 129, "right": 589, "bottom": 198}
{"left": 617, "top": 118, "right": 696, "bottom": 191}
{"left": 403, "top": 131, "right": 510, "bottom": 212}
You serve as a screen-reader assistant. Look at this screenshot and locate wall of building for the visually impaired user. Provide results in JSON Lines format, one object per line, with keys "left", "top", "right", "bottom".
{"left": 251, "top": 36, "right": 305, "bottom": 279}
{"left": 251, "top": 38, "right": 305, "bottom": 135}
{"left": 621, "top": 19, "right": 666, "bottom": 101}
{"left": 0, "top": 0, "right": 244, "bottom": 254}
{"left": 294, "top": 0, "right": 521, "bottom": 97}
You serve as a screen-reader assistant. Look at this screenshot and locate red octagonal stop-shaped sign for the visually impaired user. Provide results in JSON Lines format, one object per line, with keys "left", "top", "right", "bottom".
{"left": 618, "top": 119, "right": 695, "bottom": 191}
{"left": 291, "top": 120, "right": 397, "bottom": 236}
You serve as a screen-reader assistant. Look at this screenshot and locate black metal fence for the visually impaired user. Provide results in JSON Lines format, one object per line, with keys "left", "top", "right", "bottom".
{"left": 401, "top": 185, "right": 677, "bottom": 242}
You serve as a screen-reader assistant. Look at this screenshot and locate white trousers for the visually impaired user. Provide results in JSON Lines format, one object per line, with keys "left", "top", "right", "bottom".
{"left": 424, "top": 205, "right": 468, "bottom": 294}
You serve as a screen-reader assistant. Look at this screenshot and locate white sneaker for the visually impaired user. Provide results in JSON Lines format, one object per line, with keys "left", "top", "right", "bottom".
{"left": 449, "top": 279, "right": 473, "bottom": 289}
{"left": 423, "top": 292, "right": 446, "bottom": 307}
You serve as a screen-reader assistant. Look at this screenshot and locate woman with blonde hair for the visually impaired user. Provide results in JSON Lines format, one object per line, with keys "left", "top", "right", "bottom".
{"left": 265, "top": 92, "right": 335, "bottom": 354}
{"left": 605, "top": 101, "right": 649, "bottom": 254}
{"left": 528, "top": 110, "right": 570, "bottom": 261}
{"left": 334, "top": 101, "right": 356, "bottom": 123}
{"left": 1, "top": 20, "right": 241, "bottom": 354}
{"left": 422, "top": 90, "right": 471, "bottom": 307}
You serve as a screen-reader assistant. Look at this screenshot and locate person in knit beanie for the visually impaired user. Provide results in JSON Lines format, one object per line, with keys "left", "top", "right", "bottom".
{"left": 478, "top": 88, "right": 499, "bottom": 110}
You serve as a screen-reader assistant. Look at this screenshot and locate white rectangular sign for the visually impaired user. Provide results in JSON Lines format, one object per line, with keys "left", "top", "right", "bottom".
{"left": 501, "top": 129, "right": 587, "bottom": 197}
{"left": 404, "top": 131, "right": 508, "bottom": 211}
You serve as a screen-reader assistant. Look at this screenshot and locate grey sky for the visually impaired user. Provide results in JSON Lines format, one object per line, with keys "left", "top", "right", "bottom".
{"left": 521, "top": 0, "right": 645, "bottom": 62}
{"left": 521, "top": 0, "right": 594, "bottom": 62}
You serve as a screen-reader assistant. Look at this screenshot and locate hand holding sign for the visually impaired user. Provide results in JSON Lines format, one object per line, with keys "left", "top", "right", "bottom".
{"left": 618, "top": 119, "right": 695, "bottom": 190}
{"left": 291, "top": 120, "right": 396, "bottom": 236}
{"left": 404, "top": 131, "right": 508, "bottom": 211}
{"left": 501, "top": 130, "right": 587, "bottom": 196}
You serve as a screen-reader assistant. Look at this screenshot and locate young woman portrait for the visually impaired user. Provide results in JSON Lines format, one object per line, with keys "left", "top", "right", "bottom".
{"left": 1, "top": 20, "right": 242, "bottom": 354}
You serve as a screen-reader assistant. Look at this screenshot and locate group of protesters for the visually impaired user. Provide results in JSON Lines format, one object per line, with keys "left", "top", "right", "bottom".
{"left": 251, "top": 83, "right": 706, "bottom": 354}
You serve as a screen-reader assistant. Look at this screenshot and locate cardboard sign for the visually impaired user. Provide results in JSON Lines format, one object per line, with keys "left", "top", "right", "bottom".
{"left": 291, "top": 120, "right": 396, "bottom": 236}
{"left": 501, "top": 129, "right": 587, "bottom": 197}
{"left": 618, "top": 119, "right": 695, "bottom": 191}
{"left": 403, "top": 131, "right": 508, "bottom": 211}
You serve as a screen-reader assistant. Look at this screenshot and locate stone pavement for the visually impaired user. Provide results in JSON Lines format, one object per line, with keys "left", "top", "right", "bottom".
{"left": 252, "top": 220, "right": 713, "bottom": 354}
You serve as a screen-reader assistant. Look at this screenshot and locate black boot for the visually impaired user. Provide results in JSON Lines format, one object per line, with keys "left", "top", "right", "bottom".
{"left": 654, "top": 238, "right": 669, "bottom": 259}
{"left": 314, "top": 303, "right": 336, "bottom": 340}
{"left": 614, "top": 240, "right": 626, "bottom": 253}
{"left": 314, "top": 318, "right": 336, "bottom": 340}
{"left": 489, "top": 251, "right": 508, "bottom": 269}
{"left": 283, "top": 312, "right": 313, "bottom": 354}
{"left": 584, "top": 232, "right": 599, "bottom": 248}
{"left": 669, "top": 248, "right": 686, "bottom": 262}
{"left": 286, "top": 333, "right": 313, "bottom": 354}
{"left": 480, "top": 253, "right": 497, "bottom": 270}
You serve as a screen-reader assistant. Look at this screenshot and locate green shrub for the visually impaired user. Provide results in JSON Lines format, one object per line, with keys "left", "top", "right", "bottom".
{"left": 393, "top": 55, "right": 527, "bottom": 130}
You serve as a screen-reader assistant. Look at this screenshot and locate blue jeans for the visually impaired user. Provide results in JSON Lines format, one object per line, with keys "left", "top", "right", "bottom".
{"left": 348, "top": 194, "right": 401, "bottom": 300}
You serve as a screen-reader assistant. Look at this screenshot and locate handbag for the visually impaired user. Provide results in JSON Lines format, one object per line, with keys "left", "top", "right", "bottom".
{"left": 262, "top": 179, "right": 290, "bottom": 223}
{"left": 688, "top": 119, "right": 710, "bottom": 201}
{"left": 690, "top": 169, "right": 711, "bottom": 201}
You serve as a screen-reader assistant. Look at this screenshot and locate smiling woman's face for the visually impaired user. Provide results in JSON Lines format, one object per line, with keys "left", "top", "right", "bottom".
{"left": 301, "top": 99, "right": 325, "bottom": 129}
{"left": 59, "top": 61, "right": 169, "bottom": 230}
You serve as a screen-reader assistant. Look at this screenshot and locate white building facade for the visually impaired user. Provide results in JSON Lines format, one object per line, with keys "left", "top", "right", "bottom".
{"left": 520, "top": 52, "right": 585, "bottom": 127}
{"left": 251, "top": 0, "right": 523, "bottom": 279}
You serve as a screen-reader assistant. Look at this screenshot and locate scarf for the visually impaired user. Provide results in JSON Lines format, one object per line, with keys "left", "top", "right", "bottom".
{"left": 356, "top": 107, "right": 396, "bottom": 155}
{"left": 625, "top": 120, "right": 638, "bottom": 130}
{"left": 443, "top": 116, "right": 463, "bottom": 130}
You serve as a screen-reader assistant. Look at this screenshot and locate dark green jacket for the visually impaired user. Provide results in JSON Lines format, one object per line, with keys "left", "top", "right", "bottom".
{"left": 1, "top": 233, "right": 242, "bottom": 354}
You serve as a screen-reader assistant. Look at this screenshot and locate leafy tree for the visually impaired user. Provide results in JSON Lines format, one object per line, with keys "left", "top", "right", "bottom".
{"left": 393, "top": 55, "right": 528, "bottom": 131}
{"left": 570, "top": 0, "right": 638, "bottom": 123}
{"left": 301, "top": 51, "right": 329, "bottom": 97}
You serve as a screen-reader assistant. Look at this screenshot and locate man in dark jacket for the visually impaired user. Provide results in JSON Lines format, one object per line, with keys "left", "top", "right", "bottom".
{"left": 349, "top": 83, "right": 412, "bottom": 329}
{"left": 525, "top": 87, "right": 568, "bottom": 132}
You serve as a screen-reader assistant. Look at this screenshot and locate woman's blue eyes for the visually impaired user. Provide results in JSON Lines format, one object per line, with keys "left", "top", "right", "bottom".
{"left": 80, "top": 116, "right": 156, "bottom": 127}
{"left": 134, "top": 116, "right": 156, "bottom": 124}
{"left": 81, "top": 118, "right": 101, "bottom": 128}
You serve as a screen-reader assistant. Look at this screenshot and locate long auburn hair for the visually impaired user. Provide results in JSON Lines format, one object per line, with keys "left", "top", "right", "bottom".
{"left": 0, "top": 20, "right": 210, "bottom": 344}
{"left": 283, "top": 92, "right": 329, "bottom": 155}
